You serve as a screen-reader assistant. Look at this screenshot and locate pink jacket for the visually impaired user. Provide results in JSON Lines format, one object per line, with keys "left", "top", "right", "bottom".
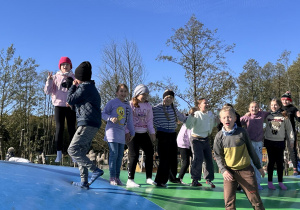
{"left": 44, "top": 70, "right": 75, "bottom": 107}
{"left": 130, "top": 101, "right": 155, "bottom": 134}
{"left": 177, "top": 124, "right": 191, "bottom": 149}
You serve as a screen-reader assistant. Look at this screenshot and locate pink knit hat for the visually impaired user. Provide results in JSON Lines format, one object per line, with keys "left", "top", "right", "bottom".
{"left": 58, "top": 57, "right": 72, "bottom": 69}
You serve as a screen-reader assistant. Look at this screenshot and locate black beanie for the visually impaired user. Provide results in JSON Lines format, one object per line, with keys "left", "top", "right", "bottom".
{"left": 75, "top": 61, "right": 92, "bottom": 81}
{"left": 163, "top": 89, "right": 175, "bottom": 99}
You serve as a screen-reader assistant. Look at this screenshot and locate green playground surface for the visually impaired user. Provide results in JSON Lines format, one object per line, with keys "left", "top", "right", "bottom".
{"left": 110, "top": 169, "right": 300, "bottom": 210}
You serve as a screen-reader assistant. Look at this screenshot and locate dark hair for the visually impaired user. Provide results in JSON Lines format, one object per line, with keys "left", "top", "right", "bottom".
{"left": 197, "top": 98, "right": 206, "bottom": 107}
{"left": 116, "top": 84, "right": 129, "bottom": 92}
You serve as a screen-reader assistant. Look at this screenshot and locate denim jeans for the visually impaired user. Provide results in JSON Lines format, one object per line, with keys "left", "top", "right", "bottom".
{"left": 250, "top": 141, "right": 263, "bottom": 185}
{"left": 108, "top": 142, "right": 125, "bottom": 178}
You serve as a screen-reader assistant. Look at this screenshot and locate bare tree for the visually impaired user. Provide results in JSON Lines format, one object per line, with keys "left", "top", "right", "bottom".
{"left": 156, "top": 15, "right": 235, "bottom": 108}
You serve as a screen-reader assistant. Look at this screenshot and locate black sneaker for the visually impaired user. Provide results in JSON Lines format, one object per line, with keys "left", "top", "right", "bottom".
{"left": 156, "top": 183, "right": 167, "bottom": 187}
{"left": 71, "top": 181, "right": 89, "bottom": 189}
{"left": 88, "top": 168, "right": 104, "bottom": 185}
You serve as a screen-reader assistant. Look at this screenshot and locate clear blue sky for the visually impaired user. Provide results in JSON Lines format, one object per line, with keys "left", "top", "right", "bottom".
{"left": 1, "top": 0, "right": 300, "bottom": 108}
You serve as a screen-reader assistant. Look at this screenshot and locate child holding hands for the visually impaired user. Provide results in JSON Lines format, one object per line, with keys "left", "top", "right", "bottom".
{"left": 102, "top": 84, "right": 135, "bottom": 186}
{"left": 126, "top": 84, "right": 156, "bottom": 187}
{"left": 264, "top": 98, "right": 294, "bottom": 190}
{"left": 240, "top": 101, "right": 269, "bottom": 190}
{"left": 214, "top": 105, "right": 265, "bottom": 210}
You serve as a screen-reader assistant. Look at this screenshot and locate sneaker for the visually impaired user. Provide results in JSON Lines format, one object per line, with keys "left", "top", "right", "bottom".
{"left": 279, "top": 182, "right": 287, "bottom": 190}
{"left": 71, "top": 181, "right": 89, "bottom": 189}
{"left": 268, "top": 181, "right": 276, "bottom": 190}
{"left": 179, "top": 179, "right": 187, "bottom": 185}
{"left": 110, "top": 178, "right": 117, "bottom": 186}
{"left": 115, "top": 178, "right": 124, "bottom": 186}
{"left": 88, "top": 168, "right": 104, "bottom": 185}
{"left": 191, "top": 180, "right": 202, "bottom": 187}
{"left": 293, "top": 169, "right": 299, "bottom": 176}
{"left": 155, "top": 183, "right": 167, "bottom": 187}
{"left": 146, "top": 178, "right": 156, "bottom": 185}
{"left": 126, "top": 179, "right": 140, "bottom": 188}
{"left": 206, "top": 180, "right": 216, "bottom": 188}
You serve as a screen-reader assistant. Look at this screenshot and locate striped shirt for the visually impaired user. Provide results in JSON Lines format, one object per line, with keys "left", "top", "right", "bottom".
{"left": 153, "top": 103, "right": 187, "bottom": 132}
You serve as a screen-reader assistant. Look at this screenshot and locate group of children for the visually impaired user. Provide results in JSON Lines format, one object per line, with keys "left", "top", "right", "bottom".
{"left": 43, "top": 56, "right": 300, "bottom": 209}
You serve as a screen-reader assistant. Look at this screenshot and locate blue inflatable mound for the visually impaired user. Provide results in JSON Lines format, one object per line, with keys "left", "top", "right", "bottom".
{"left": 0, "top": 161, "right": 162, "bottom": 210}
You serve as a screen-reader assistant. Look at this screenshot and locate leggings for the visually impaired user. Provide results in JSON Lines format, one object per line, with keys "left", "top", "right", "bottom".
{"left": 127, "top": 133, "right": 154, "bottom": 179}
{"left": 55, "top": 106, "right": 76, "bottom": 151}
{"left": 265, "top": 139, "right": 285, "bottom": 182}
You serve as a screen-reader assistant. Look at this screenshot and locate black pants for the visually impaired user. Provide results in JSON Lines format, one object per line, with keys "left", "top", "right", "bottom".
{"left": 55, "top": 106, "right": 76, "bottom": 152}
{"left": 127, "top": 133, "right": 154, "bottom": 179}
{"left": 178, "top": 148, "right": 192, "bottom": 179}
{"left": 154, "top": 131, "right": 178, "bottom": 185}
{"left": 265, "top": 139, "right": 285, "bottom": 182}
{"left": 289, "top": 133, "right": 299, "bottom": 169}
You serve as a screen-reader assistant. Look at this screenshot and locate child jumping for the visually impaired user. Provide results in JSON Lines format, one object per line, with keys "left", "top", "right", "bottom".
{"left": 214, "top": 105, "right": 265, "bottom": 210}
{"left": 265, "top": 98, "right": 294, "bottom": 190}
{"left": 102, "top": 84, "right": 135, "bottom": 186}
{"left": 126, "top": 84, "right": 156, "bottom": 187}
{"left": 240, "top": 101, "right": 269, "bottom": 190}
{"left": 44, "top": 57, "right": 76, "bottom": 162}
{"left": 67, "top": 61, "right": 104, "bottom": 189}
{"left": 185, "top": 98, "right": 217, "bottom": 187}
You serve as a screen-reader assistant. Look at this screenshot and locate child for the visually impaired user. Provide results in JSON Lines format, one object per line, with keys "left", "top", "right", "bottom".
{"left": 264, "top": 98, "right": 294, "bottom": 190}
{"left": 281, "top": 91, "right": 300, "bottom": 175}
{"left": 176, "top": 107, "right": 198, "bottom": 184}
{"left": 217, "top": 103, "right": 242, "bottom": 131}
{"left": 240, "top": 101, "right": 269, "bottom": 190}
{"left": 67, "top": 61, "right": 104, "bottom": 189}
{"left": 213, "top": 106, "right": 265, "bottom": 210}
{"left": 126, "top": 84, "right": 156, "bottom": 188}
{"left": 102, "top": 84, "right": 135, "bottom": 186}
{"left": 185, "top": 98, "right": 217, "bottom": 187}
{"left": 44, "top": 57, "right": 76, "bottom": 162}
{"left": 153, "top": 90, "right": 186, "bottom": 187}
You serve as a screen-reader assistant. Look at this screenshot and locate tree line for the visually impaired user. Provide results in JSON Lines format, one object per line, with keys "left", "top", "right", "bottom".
{"left": 0, "top": 15, "right": 299, "bottom": 161}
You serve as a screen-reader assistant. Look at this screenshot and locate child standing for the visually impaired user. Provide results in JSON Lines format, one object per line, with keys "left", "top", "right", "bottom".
{"left": 281, "top": 91, "right": 300, "bottom": 175}
{"left": 67, "top": 61, "right": 104, "bottom": 189}
{"left": 264, "top": 98, "right": 294, "bottom": 190}
{"left": 126, "top": 84, "right": 156, "bottom": 187}
{"left": 185, "top": 98, "right": 216, "bottom": 187}
{"left": 214, "top": 106, "right": 265, "bottom": 210}
{"left": 240, "top": 101, "right": 269, "bottom": 190}
{"left": 176, "top": 107, "right": 198, "bottom": 184}
{"left": 44, "top": 57, "right": 76, "bottom": 162}
{"left": 153, "top": 90, "right": 187, "bottom": 187}
{"left": 102, "top": 84, "right": 135, "bottom": 186}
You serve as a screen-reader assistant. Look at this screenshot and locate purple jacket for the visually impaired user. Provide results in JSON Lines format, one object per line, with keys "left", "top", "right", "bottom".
{"left": 102, "top": 98, "right": 135, "bottom": 144}
{"left": 240, "top": 111, "right": 269, "bottom": 142}
{"left": 176, "top": 124, "right": 191, "bottom": 149}
{"left": 44, "top": 70, "right": 75, "bottom": 107}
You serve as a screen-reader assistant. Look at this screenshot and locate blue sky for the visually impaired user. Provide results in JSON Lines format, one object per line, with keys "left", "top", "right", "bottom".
{"left": 1, "top": 0, "right": 300, "bottom": 108}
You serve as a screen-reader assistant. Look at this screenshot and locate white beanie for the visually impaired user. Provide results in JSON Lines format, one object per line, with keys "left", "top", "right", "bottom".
{"left": 133, "top": 84, "right": 149, "bottom": 98}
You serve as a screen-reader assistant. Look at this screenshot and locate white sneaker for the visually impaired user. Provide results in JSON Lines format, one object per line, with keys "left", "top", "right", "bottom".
{"left": 146, "top": 178, "right": 156, "bottom": 185}
{"left": 126, "top": 179, "right": 140, "bottom": 188}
